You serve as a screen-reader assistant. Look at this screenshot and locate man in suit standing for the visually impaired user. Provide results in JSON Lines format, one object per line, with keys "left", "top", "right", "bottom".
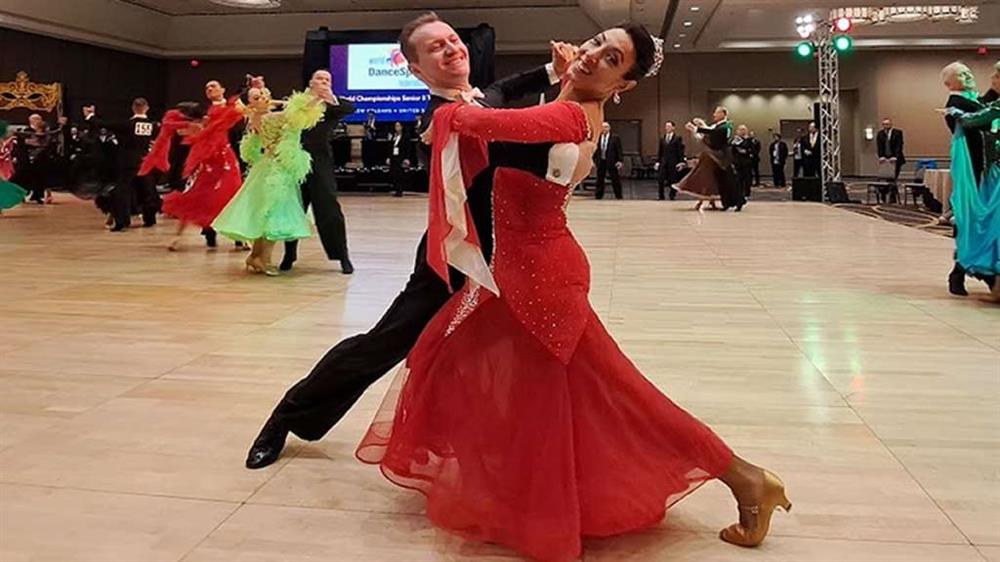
{"left": 280, "top": 69, "right": 356, "bottom": 274}
{"left": 71, "top": 104, "right": 106, "bottom": 190}
{"left": 594, "top": 122, "right": 624, "bottom": 200}
{"left": 110, "top": 97, "right": 158, "bottom": 231}
{"left": 876, "top": 117, "right": 906, "bottom": 180}
{"left": 389, "top": 121, "right": 411, "bottom": 197}
{"left": 245, "top": 11, "right": 569, "bottom": 469}
{"left": 364, "top": 111, "right": 378, "bottom": 139}
{"left": 791, "top": 128, "right": 804, "bottom": 178}
{"left": 655, "top": 120, "right": 684, "bottom": 200}
{"left": 769, "top": 132, "right": 789, "bottom": 188}
{"left": 802, "top": 121, "right": 821, "bottom": 178}
{"left": 748, "top": 130, "right": 762, "bottom": 186}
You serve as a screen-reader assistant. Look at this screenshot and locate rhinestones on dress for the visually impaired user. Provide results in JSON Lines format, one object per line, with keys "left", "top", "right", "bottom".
{"left": 445, "top": 284, "right": 481, "bottom": 337}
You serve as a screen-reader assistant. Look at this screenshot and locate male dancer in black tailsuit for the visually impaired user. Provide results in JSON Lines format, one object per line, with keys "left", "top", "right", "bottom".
{"left": 246, "top": 12, "right": 569, "bottom": 468}
{"left": 110, "top": 98, "right": 159, "bottom": 231}
{"left": 280, "top": 69, "right": 356, "bottom": 274}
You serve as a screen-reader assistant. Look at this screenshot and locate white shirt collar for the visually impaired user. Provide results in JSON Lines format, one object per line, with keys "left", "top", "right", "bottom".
{"left": 212, "top": 99, "right": 226, "bottom": 106}
{"left": 429, "top": 85, "right": 474, "bottom": 101}
{"left": 132, "top": 114, "right": 148, "bottom": 119}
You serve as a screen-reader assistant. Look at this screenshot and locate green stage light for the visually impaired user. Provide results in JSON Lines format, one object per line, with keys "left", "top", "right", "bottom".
{"left": 834, "top": 34, "right": 853, "bottom": 52}
{"left": 796, "top": 41, "right": 815, "bottom": 58}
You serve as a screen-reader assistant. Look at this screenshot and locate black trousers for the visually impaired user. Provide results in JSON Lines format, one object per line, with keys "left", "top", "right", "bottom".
{"left": 271, "top": 179, "right": 494, "bottom": 440}
{"left": 793, "top": 159, "right": 803, "bottom": 178}
{"left": 283, "top": 169, "right": 349, "bottom": 263}
{"left": 273, "top": 235, "right": 453, "bottom": 439}
{"left": 595, "top": 160, "right": 622, "bottom": 200}
{"left": 802, "top": 159, "right": 820, "bottom": 178}
{"left": 657, "top": 171, "right": 677, "bottom": 200}
{"left": 15, "top": 159, "right": 47, "bottom": 202}
{"left": 112, "top": 168, "right": 159, "bottom": 228}
{"left": 390, "top": 157, "right": 406, "bottom": 197}
{"left": 735, "top": 159, "right": 753, "bottom": 197}
{"left": 771, "top": 162, "right": 787, "bottom": 187}
{"left": 751, "top": 159, "right": 761, "bottom": 186}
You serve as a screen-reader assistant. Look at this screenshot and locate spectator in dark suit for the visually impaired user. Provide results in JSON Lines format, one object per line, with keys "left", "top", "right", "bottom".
{"left": 655, "top": 120, "right": 684, "bottom": 200}
{"left": 876, "top": 117, "right": 906, "bottom": 180}
{"left": 768, "top": 132, "right": 789, "bottom": 188}
{"left": 791, "top": 128, "right": 804, "bottom": 178}
{"left": 594, "top": 121, "right": 623, "bottom": 200}
{"left": 389, "top": 121, "right": 412, "bottom": 197}
{"left": 801, "top": 122, "right": 821, "bottom": 178}
{"left": 748, "top": 130, "right": 762, "bottom": 186}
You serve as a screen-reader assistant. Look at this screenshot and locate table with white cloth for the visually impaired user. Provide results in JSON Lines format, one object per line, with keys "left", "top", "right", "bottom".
{"left": 924, "top": 168, "right": 952, "bottom": 217}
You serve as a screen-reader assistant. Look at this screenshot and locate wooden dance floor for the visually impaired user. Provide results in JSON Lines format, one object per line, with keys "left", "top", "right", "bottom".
{"left": 1, "top": 194, "right": 997, "bottom": 562}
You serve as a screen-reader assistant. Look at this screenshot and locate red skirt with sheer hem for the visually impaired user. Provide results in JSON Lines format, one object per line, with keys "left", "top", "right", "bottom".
{"left": 161, "top": 149, "right": 241, "bottom": 228}
{"left": 356, "top": 296, "right": 734, "bottom": 562}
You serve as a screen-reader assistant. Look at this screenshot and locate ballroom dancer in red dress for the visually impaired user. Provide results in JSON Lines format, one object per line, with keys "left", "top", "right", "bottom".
{"left": 356, "top": 23, "right": 789, "bottom": 562}
{"left": 140, "top": 80, "right": 245, "bottom": 251}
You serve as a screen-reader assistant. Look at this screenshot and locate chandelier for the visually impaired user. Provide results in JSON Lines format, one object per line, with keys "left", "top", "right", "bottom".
{"left": 209, "top": 0, "right": 282, "bottom": 8}
{"left": 829, "top": 5, "right": 979, "bottom": 25}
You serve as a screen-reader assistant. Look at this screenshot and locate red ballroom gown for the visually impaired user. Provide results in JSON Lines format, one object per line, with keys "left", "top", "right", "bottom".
{"left": 357, "top": 101, "right": 734, "bottom": 562}
{"left": 142, "top": 103, "right": 244, "bottom": 228}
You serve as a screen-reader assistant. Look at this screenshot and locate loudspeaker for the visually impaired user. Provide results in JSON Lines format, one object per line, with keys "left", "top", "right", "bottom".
{"left": 825, "top": 180, "right": 850, "bottom": 203}
{"left": 792, "top": 177, "right": 822, "bottom": 202}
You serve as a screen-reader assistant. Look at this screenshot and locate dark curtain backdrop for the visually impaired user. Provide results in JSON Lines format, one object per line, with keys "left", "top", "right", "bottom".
{"left": 0, "top": 27, "right": 166, "bottom": 125}
{"left": 0, "top": 24, "right": 499, "bottom": 126}
{"left": 164, "top": 57, "right": 303, "bottom": 107}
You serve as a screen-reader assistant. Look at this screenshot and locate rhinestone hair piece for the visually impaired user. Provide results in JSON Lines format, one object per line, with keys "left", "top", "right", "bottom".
{"left": 646, "top": 36, "right": 664, "bottom": 78}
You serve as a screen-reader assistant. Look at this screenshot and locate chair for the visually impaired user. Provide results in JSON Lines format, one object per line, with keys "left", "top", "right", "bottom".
{"left": 901, "top": 167, "right": 926, "bottom": 206}
{"left": 866, "top": 161, "right": 898, "bottom": 204}
{"left": 627, "top": 154, "right": 646, "bottom": 179}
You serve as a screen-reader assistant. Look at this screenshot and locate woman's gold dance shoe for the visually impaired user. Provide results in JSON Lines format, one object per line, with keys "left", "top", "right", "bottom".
{"left": 719, "top": 470, "right": 791, "bottom": 548}
{"left": 245, "top": 256, "right": 267, "bottom": 274}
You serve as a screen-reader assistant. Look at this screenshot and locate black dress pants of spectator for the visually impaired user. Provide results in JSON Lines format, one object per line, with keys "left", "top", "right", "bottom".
{"left": 771, "top": 163, "right": 786, "bottom": 187}
{"left": 595, "top": 161, "right": 622, "bottom": 200}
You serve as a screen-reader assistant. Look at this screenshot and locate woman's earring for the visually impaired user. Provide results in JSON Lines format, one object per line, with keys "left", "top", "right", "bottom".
{"left": 613, "top": 92, "right": 622, "bottom": 105}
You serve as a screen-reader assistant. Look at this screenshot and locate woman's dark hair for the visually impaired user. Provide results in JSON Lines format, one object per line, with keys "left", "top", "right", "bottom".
{"left": 175, "top": 101, "right": 205, "bottom": 120}
{"left": 616, "top": 22, "right": 656, "bottom": 81}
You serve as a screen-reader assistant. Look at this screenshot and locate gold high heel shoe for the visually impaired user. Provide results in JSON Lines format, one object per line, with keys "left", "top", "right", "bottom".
{"left": 245, "top": 256, "right": 266, "bottom": 274}
{"left": 719, "top": 470, "right": 791, "bottom": 548}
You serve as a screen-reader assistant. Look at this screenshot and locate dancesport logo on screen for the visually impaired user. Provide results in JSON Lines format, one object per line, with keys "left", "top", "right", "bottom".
{"left": 347, "top": 43, "right": 425, "bottom": 91}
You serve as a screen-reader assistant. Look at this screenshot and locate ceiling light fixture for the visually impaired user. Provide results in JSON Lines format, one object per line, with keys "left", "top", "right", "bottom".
{"left": 674, "top": 43, "right": 682, "bottom": 48}
{"left": 683, "top": 21, "right": 693, "bottom": 27}
{"left": 690, "top": 6, "right": 700, "bottom": 11}
{"left": 209, "top": 0, "right": 282, "bottom": 8}
{"left": 829, "top": 5, "right": 978, "bottom": 26}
